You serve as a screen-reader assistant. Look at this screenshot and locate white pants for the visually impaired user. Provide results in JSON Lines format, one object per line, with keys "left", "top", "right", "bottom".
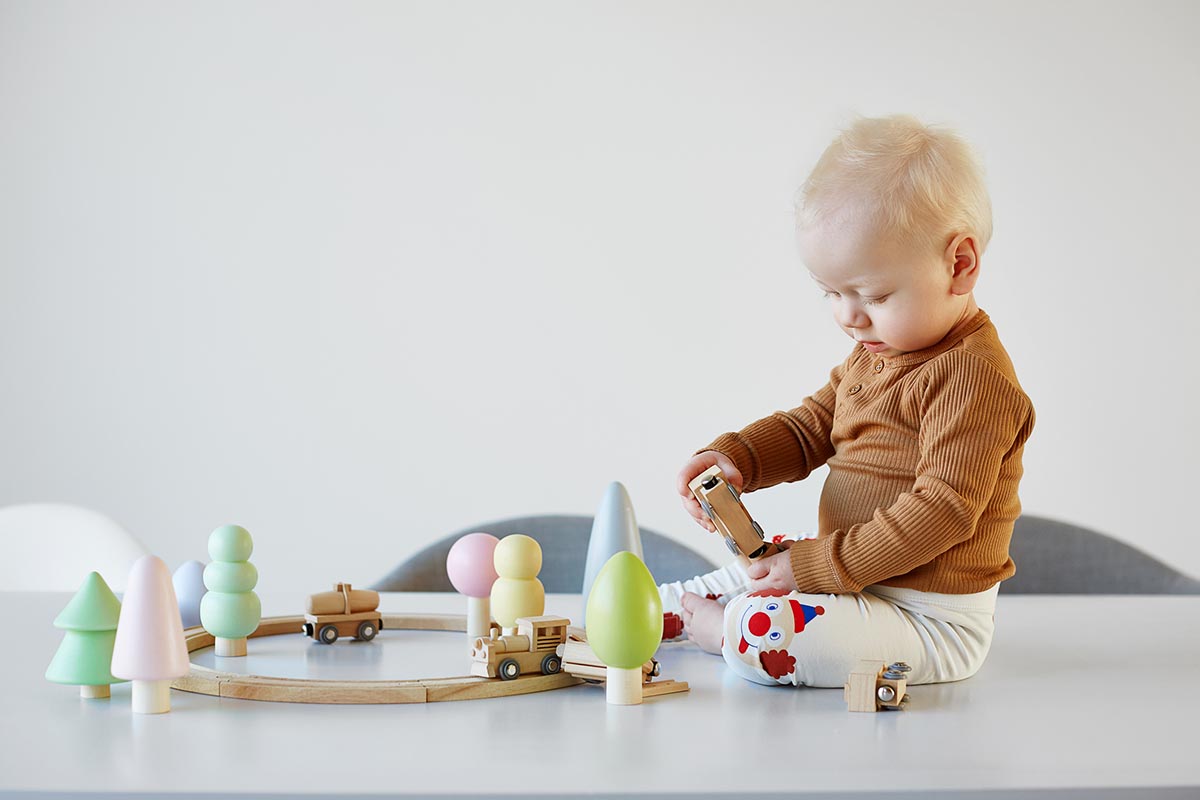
{"left": 660, "top": 561, "right": 998, "bottom": 688}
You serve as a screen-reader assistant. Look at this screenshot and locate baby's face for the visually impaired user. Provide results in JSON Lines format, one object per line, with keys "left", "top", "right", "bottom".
{"left": 798, "top": 215, "right": 973, "bottom": 358}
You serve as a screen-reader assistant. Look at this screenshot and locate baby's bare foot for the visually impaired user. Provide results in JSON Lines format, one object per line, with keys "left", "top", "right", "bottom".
{"left": 680, "top": 592, "right": 725, "bottom": 655}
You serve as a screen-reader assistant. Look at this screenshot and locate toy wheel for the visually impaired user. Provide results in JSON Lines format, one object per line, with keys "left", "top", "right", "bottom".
{"left": 540, "top": 654, "right": 561, "bottom": 675}
{"left": 498, "top": 658, "right": 521, "bottom": 681}
{"left": 319, "top": 624, "right": 339, "bottom": 644}
{"left": 357, "top": 621, "right": 378, "bottom": 641}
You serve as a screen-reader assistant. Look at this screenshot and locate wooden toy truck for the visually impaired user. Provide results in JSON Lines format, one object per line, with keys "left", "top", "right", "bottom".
{"left": 688, "top": 465, "right": 782, "bottom": 560}
{"left": 469, "top": 616, "right": 569, "bottom": 680}
{"left": 303, "top": 583, "right": 383, "bottom": 644}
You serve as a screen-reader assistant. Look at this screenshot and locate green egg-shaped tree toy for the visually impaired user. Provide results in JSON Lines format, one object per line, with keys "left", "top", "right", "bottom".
{"left": 200, "top": 524, "right": 261, "bottom": 657}
{"left": 45, "top": 571, "right": 127, "bottom": 698}
{"left": 585, "top": 551, "right": 663, "bottom": 705}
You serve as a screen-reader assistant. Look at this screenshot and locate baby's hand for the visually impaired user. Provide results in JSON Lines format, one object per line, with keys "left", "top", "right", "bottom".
{"left": 679, "top": 592, "right": 725, "bottom": 655}
{"left": 676, "top": 451, "right": 743, "bottom": 533}
{"left": 746, "top": 547, "right": 798, "bottom": 594}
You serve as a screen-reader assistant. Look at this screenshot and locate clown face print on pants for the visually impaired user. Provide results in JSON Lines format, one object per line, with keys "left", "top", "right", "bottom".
{"left": 728, "top": 589, "right": 825, "bottom": 681}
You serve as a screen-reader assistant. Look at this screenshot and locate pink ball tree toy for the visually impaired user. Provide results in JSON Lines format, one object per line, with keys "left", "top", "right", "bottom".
{"left": 446, "top": 532, "right": 500, "bottom": 640}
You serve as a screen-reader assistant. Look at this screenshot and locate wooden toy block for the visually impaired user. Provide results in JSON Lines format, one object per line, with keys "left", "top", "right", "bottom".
{"left": 688, "top": 466, "right": 782, "bottom": 561}
{"left": 303, "top": 583, "right": 383, "bottom": 644}
{"left": 844, "top": 660, "right": 911, "bottom": 712}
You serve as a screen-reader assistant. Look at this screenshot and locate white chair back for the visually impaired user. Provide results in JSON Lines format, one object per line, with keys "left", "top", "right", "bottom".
{"left": 0, "top": 503, "right": 150, "bottom": 592}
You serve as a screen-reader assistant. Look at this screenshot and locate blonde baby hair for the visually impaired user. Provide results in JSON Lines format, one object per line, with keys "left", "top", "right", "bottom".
{"left": 797, "top": 114, "right": 993, "bottom": 256}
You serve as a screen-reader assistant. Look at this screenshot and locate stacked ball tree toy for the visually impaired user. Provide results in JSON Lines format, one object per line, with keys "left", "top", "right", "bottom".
{"left": 200, "top": 524, "right": 262, "bottom": 657}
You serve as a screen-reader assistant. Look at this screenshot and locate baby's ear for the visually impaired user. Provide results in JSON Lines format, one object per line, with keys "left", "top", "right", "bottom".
{"left": 946, "top": 233, "right": 981, "bottom": 294}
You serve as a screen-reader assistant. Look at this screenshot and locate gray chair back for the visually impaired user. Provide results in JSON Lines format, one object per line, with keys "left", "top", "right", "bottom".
{"left": 372, "top": 515, "right": 718, "bottom": 593}
{"left": 1002, "top": 514, "right": 1200, "bottom": 594}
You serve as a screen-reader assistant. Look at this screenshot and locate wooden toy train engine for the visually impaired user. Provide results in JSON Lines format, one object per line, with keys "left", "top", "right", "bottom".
{"left": 469, "top": 616, "right": 569, "bottom": 680}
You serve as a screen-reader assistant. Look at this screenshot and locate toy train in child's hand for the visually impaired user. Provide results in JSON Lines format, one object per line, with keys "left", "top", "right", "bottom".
{"left": 688, "top": 466, "right": 783, "bottom": 560}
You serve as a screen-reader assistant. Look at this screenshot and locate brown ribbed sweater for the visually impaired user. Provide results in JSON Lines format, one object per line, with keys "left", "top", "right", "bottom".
{"left": 706, "top": 309, "right": 1035, "bottom": 595}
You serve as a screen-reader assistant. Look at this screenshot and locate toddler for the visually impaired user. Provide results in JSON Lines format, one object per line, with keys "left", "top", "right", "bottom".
{"left": 661, "top": 115, "right": 1035, "bottom": 688}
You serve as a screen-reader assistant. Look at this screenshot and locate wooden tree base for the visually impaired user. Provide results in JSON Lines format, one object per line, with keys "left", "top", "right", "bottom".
{"left": 606, "top": 667, "right": 643, "bottom": 705}
{"left": 172, "top": 613, "right": 584, "bottom": 705}
{"left": 132, "top": 679, "right": 171, "bottom": 714}
{"left": 80, "top": 684, "right": 110, "bottom": 699}
{"left": 214, "top": 637, "right": 247, "bottom": 657}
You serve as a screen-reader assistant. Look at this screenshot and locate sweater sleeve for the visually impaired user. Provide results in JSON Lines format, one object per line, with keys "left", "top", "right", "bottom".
{"left": 788, "top": 351, "right": 1036, "bottom": 594}
{"left": 702, "top": 352, "right": 853, "bottom": 493}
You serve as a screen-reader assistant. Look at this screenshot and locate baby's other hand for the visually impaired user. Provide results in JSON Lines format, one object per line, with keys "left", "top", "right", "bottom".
{"left": 679, "top": 592, "right": 725, "bottom": 655}
{"left": 676, "top": 451, "right": 743, "bottom": 533}
{"left": 746, "top": 548, "right": 798, "bottom": 594}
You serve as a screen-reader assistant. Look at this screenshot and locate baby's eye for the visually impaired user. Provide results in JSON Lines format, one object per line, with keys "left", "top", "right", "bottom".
{"left": 822, "top": 291, "right": 840, "bottom": 299}
{"left": 863, "top": 295, "right": 889, "bottom": 306}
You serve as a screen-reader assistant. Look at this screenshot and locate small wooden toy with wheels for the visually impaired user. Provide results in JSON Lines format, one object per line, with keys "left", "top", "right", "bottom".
{"left": 688, "top": 466, "right": 782, "bottom": 560}
{"left": 844, "top": 660, "right": 912, "bottom": 712}
{"left": 469, "top": 615, "right": 568, "bottom": 680}
{"left": 304, "top": 583, "right": 383, "bottom": 644}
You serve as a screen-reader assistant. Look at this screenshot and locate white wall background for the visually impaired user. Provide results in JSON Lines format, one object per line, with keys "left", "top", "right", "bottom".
{"left": 2, "top": 0, "right": 1197, "bottom": 593}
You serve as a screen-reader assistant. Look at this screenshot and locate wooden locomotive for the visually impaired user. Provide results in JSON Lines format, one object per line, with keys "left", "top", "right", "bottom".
{"left": 303, "top": 583, "right": 383, "bottom": 644}
{"left": 469, "top": 615, "right": 569, "bottom": 680}
{"left": 688, "top": 466, "right": 782, "bottom": 560}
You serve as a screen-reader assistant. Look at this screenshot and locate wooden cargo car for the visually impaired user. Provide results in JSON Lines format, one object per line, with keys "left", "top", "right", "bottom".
{"left": 303, "top": 582, "right": 383, "bottom": 644}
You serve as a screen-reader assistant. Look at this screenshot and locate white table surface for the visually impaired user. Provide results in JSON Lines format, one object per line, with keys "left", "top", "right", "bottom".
{"left": 3, "top": 591, "right": 1199, "bottom": 799}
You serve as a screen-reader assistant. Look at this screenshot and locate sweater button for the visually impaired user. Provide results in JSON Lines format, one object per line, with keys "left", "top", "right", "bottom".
{"left": 848, "top": 383, "right": 862, "bottom": 395}
{"left": 874, "top": 360, "right": 884, "bottom": 373}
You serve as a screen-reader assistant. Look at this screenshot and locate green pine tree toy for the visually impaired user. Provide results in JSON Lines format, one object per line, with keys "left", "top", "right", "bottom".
{"left": 45, "top": 571, "right": 126, "bottom": 699}
{"left": 200, "top": 524, "right": 262, "bottom": 657}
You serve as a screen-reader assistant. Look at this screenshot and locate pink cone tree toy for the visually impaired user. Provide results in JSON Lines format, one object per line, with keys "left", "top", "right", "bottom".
{"left": 110, "top": 555, "right": 190, "bottom": 714}
{"left": 446, "top": 532, "right": 500, "bottom": 639}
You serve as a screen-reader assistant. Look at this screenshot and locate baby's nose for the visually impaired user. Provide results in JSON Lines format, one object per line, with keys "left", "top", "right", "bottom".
{"left": 835, "top": 303, "right": 868, "bottom": 329}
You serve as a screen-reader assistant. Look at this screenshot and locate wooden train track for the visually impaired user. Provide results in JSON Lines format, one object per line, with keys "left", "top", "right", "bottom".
{"left": 171, "top": 613, "right": 583, "bottom": 704}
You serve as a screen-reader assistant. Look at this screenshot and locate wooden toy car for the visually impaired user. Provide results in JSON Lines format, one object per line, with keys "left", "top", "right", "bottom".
{"left": 470, "top": 616, "right": 569, "bottom": 680}
{"left": 844, "top": 660, "right": 911, "bottom": 712}
{"left": 688, "top": 465, "right": 782, "bottom": 560}
{"left": 303, "top": 583, "right": 383, "bottom": 644}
